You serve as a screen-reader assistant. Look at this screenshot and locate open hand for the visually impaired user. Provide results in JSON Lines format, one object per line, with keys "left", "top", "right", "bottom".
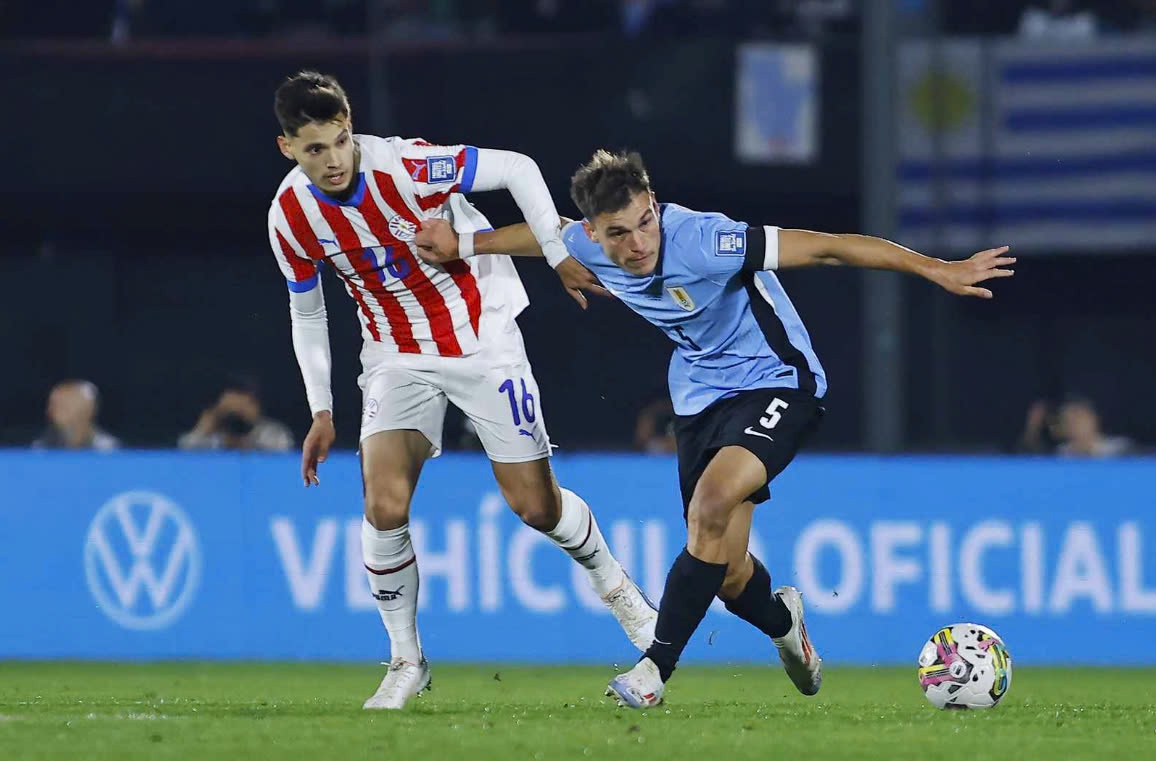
{"left": 932, "top": 246, "right": 1015, "bottom": 299}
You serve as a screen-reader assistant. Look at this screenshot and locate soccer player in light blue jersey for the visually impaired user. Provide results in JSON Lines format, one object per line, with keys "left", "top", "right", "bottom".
{"left": 414, "top": 150, "right": 1014, "bottom": 709}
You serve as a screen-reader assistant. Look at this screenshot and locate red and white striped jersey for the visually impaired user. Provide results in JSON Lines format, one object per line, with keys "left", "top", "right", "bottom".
{"left": 268, "top": 135, "right": 529, "bottom": 357}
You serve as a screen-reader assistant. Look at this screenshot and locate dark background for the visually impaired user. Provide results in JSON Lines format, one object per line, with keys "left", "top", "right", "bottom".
{"left": 2, "top": 1, "right": 1153, "bottom": 452}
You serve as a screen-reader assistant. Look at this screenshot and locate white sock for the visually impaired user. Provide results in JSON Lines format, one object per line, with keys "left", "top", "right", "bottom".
{"left": 361, "top": 518, "right": 423, "bottom": 664}
{"left": 546, "top": 488, "right": 626, "bottom": 597}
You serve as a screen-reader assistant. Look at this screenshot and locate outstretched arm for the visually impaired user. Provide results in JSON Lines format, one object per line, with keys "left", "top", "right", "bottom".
{"left": 770, "top": 228, "right": 1015, "bottom": 299}
{"left": 416, "top": 218, "right": 610, "bottom": 309}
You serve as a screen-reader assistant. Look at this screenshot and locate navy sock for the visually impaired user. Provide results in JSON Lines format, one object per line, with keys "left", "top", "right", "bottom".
{"left": 643, "top": 548, "right": 727, "bottom": 682}
{"left": 723, "top": 555, "right": 793, "bottom": 639}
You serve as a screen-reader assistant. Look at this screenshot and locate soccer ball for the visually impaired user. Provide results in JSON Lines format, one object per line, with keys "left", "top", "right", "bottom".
{"left": 917, "top": 623, "right": 1012, "bottom": 710}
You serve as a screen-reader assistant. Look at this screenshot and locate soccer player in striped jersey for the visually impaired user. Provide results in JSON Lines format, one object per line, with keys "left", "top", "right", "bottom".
{"left": 268, "top": 74, "right": 656, "bottom": 710}
{"left": 413, "top": 150, "right": 1015, "bottom": 708}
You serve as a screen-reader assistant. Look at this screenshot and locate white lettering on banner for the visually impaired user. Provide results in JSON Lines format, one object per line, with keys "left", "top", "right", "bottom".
{"left": 345, "top": 519, "right": 376, "bottom": 611}
{"left": 929, "top": 522, "right": 951, "bottom": 613}
{"left": 642, "top": 520, "right": 668, "bottom": 604}
{"left": 508, "top": 527, "right": 565, "bottom": 612}
{"left": 478, "top": 494, "right": 504, "bottom": 612}
{"left": 871, "top": 522, "right": 923, "bottom": 613}
{"left": 268, "top": 506, "right": 1150, "bottom": 618}
{"left": 795, "top": 520, "right": 863, "bottom": 613}
{"left": 1021, "top": 522, "right": 1045, "bottom": 614}
{"left": 271, "top": 517, "right": 337, "bottom": 611}
{"left": 1120, "top": 522, "right": 1156, "bottom": 612}
{"left": 411, "top": 520, "right": 470, "bottom": 612}
{"left": 1050, "top": 522, "right": 1112, "bottom": 613}
{"left": 960, "top": 521, "right": 1015, "bottom": 615}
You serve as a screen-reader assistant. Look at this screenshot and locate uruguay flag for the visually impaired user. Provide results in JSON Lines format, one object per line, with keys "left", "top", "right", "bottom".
{"left": 897, "top": 37, "right": 1156, "bottom": 253}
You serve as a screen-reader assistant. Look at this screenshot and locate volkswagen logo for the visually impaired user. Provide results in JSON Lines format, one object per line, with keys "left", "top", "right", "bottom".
{"left": 83, "top": 491, "right": 201, "bottom": 630}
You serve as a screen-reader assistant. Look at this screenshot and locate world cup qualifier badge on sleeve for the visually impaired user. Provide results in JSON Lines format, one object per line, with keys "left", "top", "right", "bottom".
{"left": 715, "top": 230, "right": 746, "bottom": 257}
{"left": 426, "top": 156, "right": 458, "bottom": 184}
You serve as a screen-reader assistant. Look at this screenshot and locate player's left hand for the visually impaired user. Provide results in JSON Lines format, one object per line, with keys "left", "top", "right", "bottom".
{"left": 414, "top": 219, "right": 460, "bottom": 264}
{"left": 932, "top": 246, "right": 1015, "bottom": 299}
{"left": 555, "top": 257, "right": 614, "bottom": 310}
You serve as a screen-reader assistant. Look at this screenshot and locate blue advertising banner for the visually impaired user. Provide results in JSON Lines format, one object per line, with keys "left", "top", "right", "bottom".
{"left": 1, "top": 452, "right": 1153, "bottom": 665}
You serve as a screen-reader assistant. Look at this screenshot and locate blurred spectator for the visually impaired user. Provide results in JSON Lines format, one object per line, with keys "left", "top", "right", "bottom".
{"left": 179, "top": 377, "right": 294, "bottom": 452}
{"left": 32, "top": 380, "right": 120, "bottom": 451}
{"left": 1018, "top": 395, "right": 1133, "bottom": 457}
{"left": 635, "top": 398, "right": 677, "bottom": 454}
{"left": 1018, "top": 0, "right": 1099, "bottom": 39}
{"left": 1054, "top": 395, "right": 1132, "bottom": 458}
{"left": 1017, "top": 399, "right": 1058, "bottom": 454}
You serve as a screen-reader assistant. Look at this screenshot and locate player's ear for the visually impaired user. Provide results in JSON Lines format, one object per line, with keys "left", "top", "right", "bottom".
{"left": 276, "top": 135, "right": 295, "bottom": 161}
{"left": 581, "top": 219, "right": 597, "bottom": 242}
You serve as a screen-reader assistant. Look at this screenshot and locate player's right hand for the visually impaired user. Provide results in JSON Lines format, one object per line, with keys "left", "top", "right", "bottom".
{"left": 555, "top": 257, "right": 613, "bottom": 310}
{"left": 414, "top": 219, "right": 460, "bottom": 264}
{"left": 301, "top": 412, "right": 336, "bottom": 487}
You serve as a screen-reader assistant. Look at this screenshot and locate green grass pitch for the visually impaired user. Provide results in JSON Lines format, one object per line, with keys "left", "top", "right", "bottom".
{"left": 1, "top": 663, "right": 1152, "bottom": 760}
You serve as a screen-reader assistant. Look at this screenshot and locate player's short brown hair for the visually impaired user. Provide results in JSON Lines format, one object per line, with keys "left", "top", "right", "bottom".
{"left": 569, "top": 150, "right": 652, "bottom": 220}
{"left": 274, "top": 71, "right": 351, "bottom": 137}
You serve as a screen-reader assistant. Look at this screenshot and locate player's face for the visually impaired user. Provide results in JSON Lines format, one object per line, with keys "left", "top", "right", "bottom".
{"left": 277, "top": 118, "right": 357, "bottom": 195}
{"left": 585, "top": 191, "right": 662, "bottom": 276}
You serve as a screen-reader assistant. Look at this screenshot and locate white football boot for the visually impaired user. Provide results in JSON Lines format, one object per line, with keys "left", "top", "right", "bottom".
{"left": 362, "top": 657, "right": 431, "bottom": 710}
{"left": 605, "top": 657, "right": 664, "bottom": 709}
{"left": 601, "top": 575, "right": 658, "bottom": 651}
{"left": 771, "top": 585, "right": 823, "bottom": 696}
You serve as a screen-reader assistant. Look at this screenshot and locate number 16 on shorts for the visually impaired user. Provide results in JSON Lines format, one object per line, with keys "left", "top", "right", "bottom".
{"left": 499, "top": 378, "right": 536, "bottom": 435}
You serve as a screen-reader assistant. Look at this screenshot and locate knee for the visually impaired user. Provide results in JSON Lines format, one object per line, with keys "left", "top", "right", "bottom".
{"left": 364, "top": 477, "right": 414, "bottom": 530}
{"left": 686, "top": 482, "right": 737, "bottom": 541}
{"left": 505, "top": 484, "right": 562, "bottom": 532}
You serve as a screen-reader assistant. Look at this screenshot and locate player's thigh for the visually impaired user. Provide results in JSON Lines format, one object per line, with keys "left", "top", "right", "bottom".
{"left": 359, "top": 364, "right": 448, "bottom": 458}
{"left": 684, "top": 447, "right": 765, "bottom": 563}
{"left": 360, "top": 430, "right": 434, "bottom": 530}
{"left": 687, "top": 445, "right": 768, "bottom": 538}
{"left": 358, "top": 364, "right": 446, "bottom": 530}
{"left": 445, "top": 342, "right": 552, "bottom": 466}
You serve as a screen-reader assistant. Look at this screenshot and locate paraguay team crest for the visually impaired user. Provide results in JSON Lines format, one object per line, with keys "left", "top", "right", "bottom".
{"left": 667, "top": 286, "right": 695, "bottom": 311}
{"left": 388, "top": 215, "right": 418, "bottom": 241}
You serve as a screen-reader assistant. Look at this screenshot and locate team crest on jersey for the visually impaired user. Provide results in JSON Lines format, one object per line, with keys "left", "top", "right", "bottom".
{"left": 426, "top": 156, "right": 457, "bottom": 184}
{"left": 363, "top": 398, "right": 380, "bottom": 421}
{"left": 715, "top": 230, "right": 746, "bottom": 257}
{"left": 388, "top": 215, "right": 418, "bottom": 241}
{"left": 667, "top": 286, "right": 696, "bottom": 311}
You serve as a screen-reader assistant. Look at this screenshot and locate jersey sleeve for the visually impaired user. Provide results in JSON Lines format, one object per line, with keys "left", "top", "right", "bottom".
{"left": 268, "top": 205, "right": 320, "bottom": 292}
{"left": 678, "top": 213, "right": 780, "bottom": 284}
{"left": 561, "top": 220, "right": 596, "bottom": 265}
{"left": 398, "top": 138, "right": 479, "bottom": 198}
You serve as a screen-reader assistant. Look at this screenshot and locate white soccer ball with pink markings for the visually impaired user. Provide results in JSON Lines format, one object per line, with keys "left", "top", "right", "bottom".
{"left": 917, "top": 623, "right": 1012, "bottom": 710}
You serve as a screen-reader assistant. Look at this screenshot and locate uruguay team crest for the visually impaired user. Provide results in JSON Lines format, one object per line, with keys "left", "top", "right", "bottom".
{"left": 667, "top": 286, "right": 695, "bottom": 311}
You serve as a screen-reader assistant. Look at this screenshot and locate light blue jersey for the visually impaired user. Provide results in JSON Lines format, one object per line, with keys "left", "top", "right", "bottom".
{"left": 562, "top": 203, "right": 827, "bottom": 416}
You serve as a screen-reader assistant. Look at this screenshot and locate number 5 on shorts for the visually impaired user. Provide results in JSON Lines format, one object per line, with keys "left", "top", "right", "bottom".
{"left": 498, "top": 378, "right": 536, "bottom": 427}
{"left": 760, "top": 398, "right": 789, "bottom": 429}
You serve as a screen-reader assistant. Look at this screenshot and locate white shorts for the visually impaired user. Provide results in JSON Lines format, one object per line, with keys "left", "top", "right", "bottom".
{"left": 357, "top": 326, "right": 552, "bottom": 463}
